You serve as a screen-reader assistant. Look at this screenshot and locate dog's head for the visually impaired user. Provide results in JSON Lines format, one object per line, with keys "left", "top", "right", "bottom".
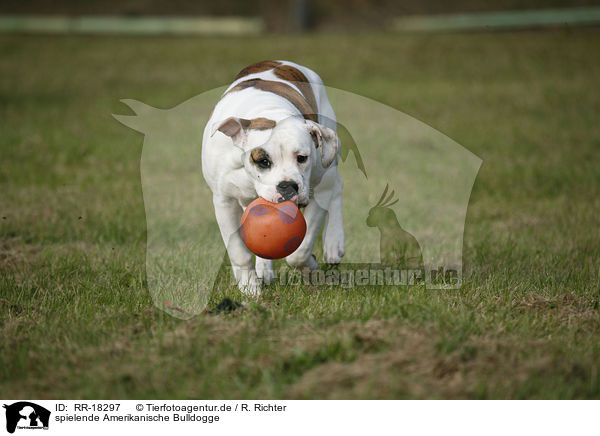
{"left": 214, "top": 116, "right": 338, "bottom": 206}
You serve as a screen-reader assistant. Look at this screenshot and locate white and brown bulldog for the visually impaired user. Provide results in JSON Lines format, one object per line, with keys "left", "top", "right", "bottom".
{"left": 202, "top": 60, "right": 345, "bottom": 296}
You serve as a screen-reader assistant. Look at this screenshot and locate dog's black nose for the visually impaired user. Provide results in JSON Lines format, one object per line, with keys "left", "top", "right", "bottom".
{"left": 277, "top": 180, "right": 299, "bottom": 192}
{"left": 277, "top": 180, "right": 299, "bottom": 200}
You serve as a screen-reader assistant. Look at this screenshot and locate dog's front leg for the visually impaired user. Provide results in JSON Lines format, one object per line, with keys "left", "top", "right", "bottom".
{"left": 322, "top": 171, "right": 345, "bottom": 264}
{"left": 213, "top": 195, "right": 261, "bottom": 297}
{"left": 255, "top": 257, "right": 274, "bottom": 285}
{"left": 286, "top": 200, "right": 326, "bottom": 270}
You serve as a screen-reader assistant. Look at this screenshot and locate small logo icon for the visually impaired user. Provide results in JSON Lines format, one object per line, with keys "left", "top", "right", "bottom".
{"left": 3, "top": 402, "right": 50, "bottom": 433}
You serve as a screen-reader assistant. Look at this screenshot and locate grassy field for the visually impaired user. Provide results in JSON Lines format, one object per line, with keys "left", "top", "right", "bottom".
{"left": 1, "top": 29, "right": 600, "bottom": 399}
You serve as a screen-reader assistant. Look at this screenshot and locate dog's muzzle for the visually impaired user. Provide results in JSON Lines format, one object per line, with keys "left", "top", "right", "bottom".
{"left": 276, "top": 180, "right": 299, "bottom": 201}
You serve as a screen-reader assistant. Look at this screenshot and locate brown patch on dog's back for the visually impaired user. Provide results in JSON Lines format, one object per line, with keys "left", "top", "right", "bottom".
{"left": 226, "top": 78, "right": 318, "bottom": 122}
{"left": 273, "top": 64, "right": 318, "bottom": 115}
{"left": 274, "top": 64, "right": 309, "bottom": 84}
{"left": 235, "top": 60, "right": 282, "bottom": 80}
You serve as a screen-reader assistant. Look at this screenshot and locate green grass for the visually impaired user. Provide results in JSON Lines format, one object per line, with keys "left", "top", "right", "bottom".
{"left": 1, "top": 29, "right": 600, "bottom": 399}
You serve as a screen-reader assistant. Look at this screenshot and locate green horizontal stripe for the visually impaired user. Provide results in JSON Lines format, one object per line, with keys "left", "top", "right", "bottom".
{"left": 392, "top": 7, "right": 600, "bottom": 31}
{"left": 0, "top": 15, "right": 264, "bottom": 35}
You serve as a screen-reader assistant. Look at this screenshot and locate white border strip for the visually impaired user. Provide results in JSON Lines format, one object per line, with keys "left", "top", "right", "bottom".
{"left": 1, "top": 400, "right": 599, "bottom": 435}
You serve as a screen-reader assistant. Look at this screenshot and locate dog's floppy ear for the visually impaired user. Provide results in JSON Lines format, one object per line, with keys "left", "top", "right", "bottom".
{"left": 212, "top": 117, "right": 248, "bottom": 149}
{"left": 212, "top": 117, "right": 276, "bottom": 149}
{"left": 306, "top": 120, "right": 339, "bottom": 168}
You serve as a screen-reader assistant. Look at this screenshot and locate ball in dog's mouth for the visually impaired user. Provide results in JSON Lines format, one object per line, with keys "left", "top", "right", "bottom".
{"left": 241, "top": 198, "right": 307, "bottom": 259}
{"left": 274, "top": 195, "right": 306, "bottom": 207}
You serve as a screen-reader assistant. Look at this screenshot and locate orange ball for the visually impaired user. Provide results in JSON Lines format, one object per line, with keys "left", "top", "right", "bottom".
{"left": 240, "top": 198, "right": 306, "bottom": 259}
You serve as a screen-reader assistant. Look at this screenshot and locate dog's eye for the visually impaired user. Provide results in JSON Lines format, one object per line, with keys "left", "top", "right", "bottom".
{"left": 297, "top": 155, "right": 308, "bottom": 164}
{"left": 257, "top": 158, "right": 271, "bottom": 169}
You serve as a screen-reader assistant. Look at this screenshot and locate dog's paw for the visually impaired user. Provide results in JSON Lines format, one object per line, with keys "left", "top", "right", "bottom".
{"left": 287, "top": 251, "right": 318, "bottom": 270}
{"left": 255, "top": 257, "right": 274, "bottom": 285}
{"left": 235, "top": 268, "right": 262, "bottom": 298}
{"left": 238, "top": 276, "right": 262, "bottom": 298}
{"left": 324, "top": 229, "right": 345, "bottom": 264}
{"left": 306, "top": 253, "right": 319, "bottom": 270}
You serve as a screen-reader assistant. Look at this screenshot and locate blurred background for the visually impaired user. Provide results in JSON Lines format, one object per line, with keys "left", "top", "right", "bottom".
{"left": 1, "top": 0, "right": 600, "bottom": 33}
